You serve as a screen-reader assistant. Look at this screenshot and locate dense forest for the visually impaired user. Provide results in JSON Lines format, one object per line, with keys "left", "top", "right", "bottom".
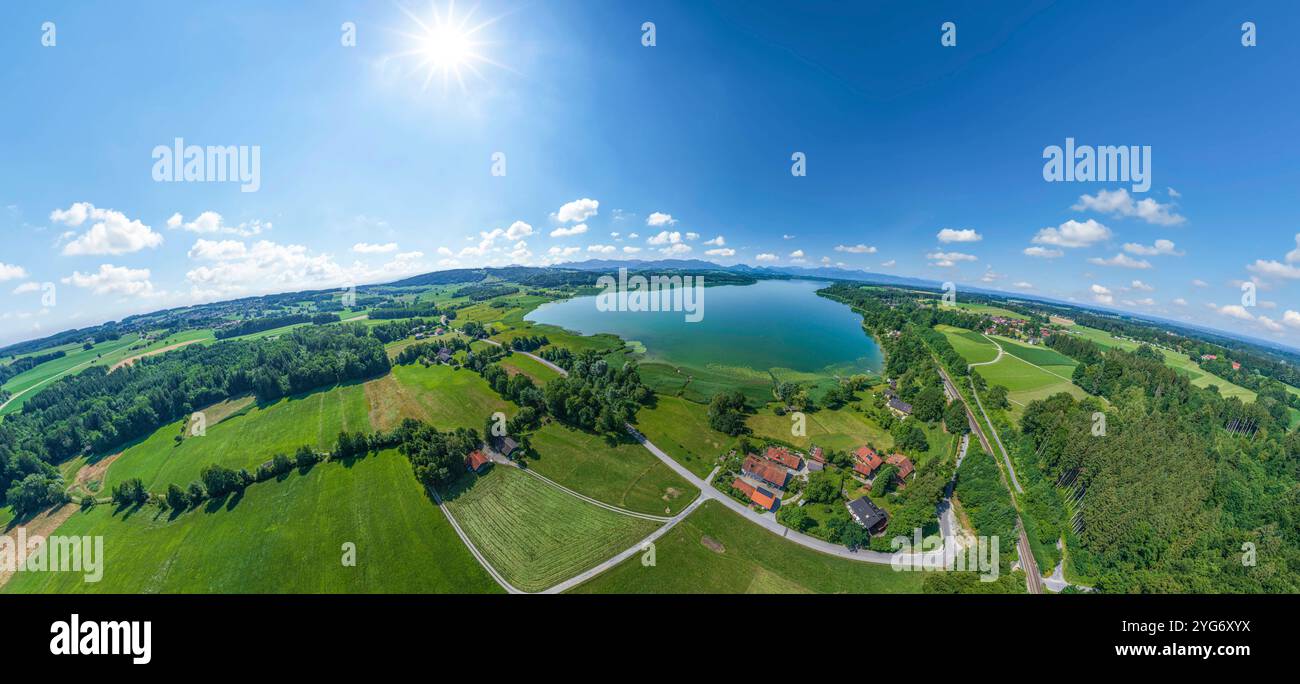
{"left": 0, "top": 349, "right": 67, "bottom": 384}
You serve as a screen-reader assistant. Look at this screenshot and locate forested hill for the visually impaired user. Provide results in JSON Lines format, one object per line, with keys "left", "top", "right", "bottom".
{"left": 0, "top": 324, "right": 388, "bottom": 515}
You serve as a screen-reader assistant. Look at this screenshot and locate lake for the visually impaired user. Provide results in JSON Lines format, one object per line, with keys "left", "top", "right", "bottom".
{"left": 526, "top": 279, "right": 883, "bottom": 376}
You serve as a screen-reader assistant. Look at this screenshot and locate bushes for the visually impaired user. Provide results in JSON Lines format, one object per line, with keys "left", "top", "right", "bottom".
{"left": 707, "top": 390, "right": 749, "bottom": 436}
{"left": 111, "top": 478, "right": 149, "bottom": 508}
{"left": 6, "top": 473, "right": 68, "bottom": 517}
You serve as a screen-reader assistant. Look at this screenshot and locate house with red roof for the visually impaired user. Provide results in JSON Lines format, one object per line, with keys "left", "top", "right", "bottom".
{"left": 731, "top": 477, "right": 779, "bottom": 511}
{"left": 764, "top": 445, "right": 803, "bottom": 470}
{"left": 809, "top": 446, "right": 825, "bottom": 463}
{"left": 885, "top": 453, "right": 914, "bottom": 482}
{"left": 465, "top": 450, "right": 491, "bottom": 474}
{"left": 742, "top": 454, "right": 789, "bottom": 489}
{"left": 853, "top": 445, "right": 883, "bottom": 478}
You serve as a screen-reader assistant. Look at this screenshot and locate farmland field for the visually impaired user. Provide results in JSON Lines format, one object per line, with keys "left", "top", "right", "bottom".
{"left": 937, "top": 324, "right": 999, "bottom": 365}
{"left": 1068, "top": 325, "right": 1258, "bottom": 402}
{"left": 443, "top": 466, "right": 659, "bottom": 592}
{"left": 747, "top": 401, "right": 894, "bottom": 453}
{"left": 106, "top": 382, "right": 370, "bottom": 492}
{"left": 970, "top": 335, "right": 1087, "bottom": 417}
{"left": 499, "top": 353, "right": 562, "bottom": 384}
{"left": 385, "top": 363, "right": 517, "bottom": 431}
{"left": 528, "top": 422, "right": 698, "bottom": 515}
{"left": 635, "top": 394, "right": 734, "bottom": 478}
{"left": 3, "top": 449, "right": 501, "bottom": 593}
{"left": 569, "top": 500, "right": 924, "bottom": 593}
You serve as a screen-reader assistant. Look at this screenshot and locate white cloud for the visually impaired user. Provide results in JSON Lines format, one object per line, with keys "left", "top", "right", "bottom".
{"left": 1284, "top": 234, "right": 1300, "bottom": 263}
{"left": 550, "top": 223, "right": 589, "bottom": 238}
{"left": 646, "top": 212, "right": 676, "bottom": 227}
{"left": 1073, "top": 188, "right": 1185, "bottom": 226}
{"left": 0, "top": 262, "right": 28, "bottom": 281}
{"left": 547, "top": 246, "right": 581, "bottom": 257}
{"left": 834, "top": 244, "right": 876, "bottom": 254}
{"left": 1283, "top": 310, "right": 1300, "bottom": 328}
{"left": 647, "top": 230, "right": 682, "bottom": 245}
{"left": 1257, "top": 315, "right": 1284, "bottom": 332}
{"left": 62, "top": 264, "right": 156, "bottom": 297}
{"left": 167, "top": 211, "right": 269, "bottom": 237}
{"left": 1192, "top": 279, "right": 1209, "bottom": 287}
{"left": 1023, "top": 246, "right": 1064, "bottom": 259}
{"left": 659, "top": 243, "right": 692, "bottom": 256}
{"left": 352, "top": 242, "right": 399, "bottom": 254}
{"left": 706, "top": 248, "right": 735, "bottom": 257}
{"left": 1123, "top": 239, "right": 1182, "bottom": 256}
{"left": 936, "top": 228, "right": 982, "bottom": 243}
{"left": 623, "top": 246, "right": 642, "bottom": 254}
{"left": 1168, "top": 187, "right": 1181, "bottom": 198}
{"left": 789, "top": 249, "right": 805, "bottom": 258}
{"left": 12, "top": 281, "right": 41, "bottom": 294}
{"left": 505, "top": 220, "right": 534, "bottom": 240}
{"left": 628, "top": 232, "right": 639, "bottom": 239}
{"left": 1087, "top": 253, "right": 1151, "bottom": 269}
{"left": 1031, "top": 218, "right": 1111, "bottom": 249}
{"left": 1173, "top": 298, "right": 1187, "bottom": 306}
{"left": 1014, "top": 281, "right": 1034, "bottom": 289}
{"left": 1130, "top": 280, "right": 1155, "bottom": 291}
{"left": 880, "top": 260, "right": 896, "bottom": 268}
{"left": 927, "top": 251, "right": 977, "bottom": 267}
{"left": 782, "top": 234, "right": 796, "bottom": 240}
{"left": 52, "top": 202, "right": 163, "bottom": 256}
{"left": 703, "top": 235, "right": 725, "bottom": 246}
{"left": 1207, "top": 303, "right": 1255, "bottom": 321}
{"left": 755, "top": 253, "right": 778, "bottom": 262}
{"left": 555, "top": 198, "right": 599, "bottom": 223}
{"left": 587, "top": 244, "right": 616, "bottom": 254}
{"left": 186, "top": 239, "right": 351, "bottom": 299}
{"left": 1090, "top": 284, "right": 1113, "bottom": 305}
{"left": 1247, "top": 259, "right": 1300, "bottom": 279}
{"left": 685, "top": 232, "right": 699, "bottom": 241}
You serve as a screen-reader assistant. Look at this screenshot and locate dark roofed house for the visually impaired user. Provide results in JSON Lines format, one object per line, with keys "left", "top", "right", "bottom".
{"left": 846, "top": 496, "right": 888, "bottom": 533}
{"left": 764, "top": 446, "right": 803, "bottom": 470}
{"left": 436, "top": 347, "right": 452, "bottom": 364}
{"left": 492, "top": 435, "right": 519, "bottom": 458}
{"left": 742, "top": 454, "right": 789, "bottom": 489}
{"left": 465, "top": 450, "right": 491, "bottom": 474}
{"left": 887, "top": 396, "right": 913, "bottom": 417}
{"left": 886, "top": 453, "right": 915, "bottom": 482}
{"left": 806, "top": 460, "right": 824, "bottom": 472}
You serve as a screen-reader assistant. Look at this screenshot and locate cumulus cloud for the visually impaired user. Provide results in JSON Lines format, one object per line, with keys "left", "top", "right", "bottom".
{"left": 0, "top": 262, "right": 28, "bottom": 281}
{"left": 352, "top": 242, "right": 399, "bottom": 253}
{"left": 505, "top": 220, "right": 534, "bottom": 240}
{"left": 167, "top": 211, "right": 269, "bottom": 237}
{"left": 1123, "top": 239, "right": 1182, "bottom": 256}
{"left": 1130, "top": 280, "right": 1155, "bottom": 291}
{"left": 927, "top": 251, "right": 977, "bottom": 267}
{"left": 550, "top": 223, "right": 589, "bottom": 238}
{"left": 1014, "top": 281, "right": 1034, "bottom": 289}
{"left": 1207, "top": 303, "right": 1255, "bottom": 321}
{"left": 789, "top": 249, "right": 805, "bottom": 258}
{"left": 1284, "top": 310, "right": 1300, "bottom": 328}
{"left": 646, "top": 230, "right": 683, "bottom": 245}
{"left": 1090, "top": 284, "right": 1113, "bottom": 305}
{"left": 706, "top": 248, "right": 735, "bottom": 257}
{"left": 62, "top": 264, "right": 156, "bottom": 297}
{"left": 755, "top": 253, "right": 778, "bottom": 262}
{"left": 186, "top": 239, "right": 350, "bottom": 299}
{"left": 659, "top": 243, "right": 692, "bottom": 256}
{"left": 936, "top": 228, "right": 982, "bottom": 243}
{"left": 703, "top": 236, "right": 725, "bottom": 246}
{"left": 782, "top": 234, "right": 796, "bottom": 240}
{"left": 52, "top": 202, "right": 163, "bottom": 255}
{"left": 1087, "top": 253, "right": 1151, "bottom": 269}
{"left": 554, "top": 198, "right": 599, "bottom": 223}
{"left": 834, "top": 244, "right": 876, "bottom": 254}
{"left": 685, "top": 232, "right": 699, "bottom": 241}
{"left": 1031, "top": 218, "right": 1111, "bottom": 249}
{"left": 646, "top": 212, "right": 676, "bottom": 227}
{"left": 1072, "top": 188, "right": 1185, "bottom": 226}
{"left": 586, "top": 244, "right": 616, "bottom": 254}
{"left": 1023, "top": 246, "right": 1063, "bottom": 259}
{"left": 623, "top": 246, "right": 642, "bottom": 254}
{"left": 1247, "top": 260, "right": 1300, "bottom": 279}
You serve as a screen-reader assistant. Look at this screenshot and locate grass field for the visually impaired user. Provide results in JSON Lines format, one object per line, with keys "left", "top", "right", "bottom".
{"left": 4, "top": 449, "right": 501, "bottom": 593}
{"left": 639, "top": 360, "right": 774, "bottom": 406}
{"left": 105, "top": 382, "right": 370, "bottom": 492}
{"left": 443, "top": 466, "right": 659, "bottom": 592}
{"left": 569, "top": 500, "right": 924, "bottom": 593}
{"left": 379, "top": 363, "right": 517, "bottom": 432}
{"left": 528, "top": 422, "right": 698, "bottom": 515}
{"left": 951, "top": 302, "right": 1028, "bottom": 319}
{"left": 747, "top": 402, "right": 894, "bottom": 453}
{"left": 634, "top": 395, "right": 734, "bottom": 479}
{"left": 937, "top": 324, "right": 999, "bottom": 365}
{"left": 1069, "top": 325, "right": 1258, "bottom": 402}
{"left": 500, "top": 353, "right": 562, "bottom": 384}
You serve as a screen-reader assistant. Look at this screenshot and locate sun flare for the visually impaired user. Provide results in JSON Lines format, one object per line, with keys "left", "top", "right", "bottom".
{"left": 393, "top": 1, "right": 505, "bottom": 93}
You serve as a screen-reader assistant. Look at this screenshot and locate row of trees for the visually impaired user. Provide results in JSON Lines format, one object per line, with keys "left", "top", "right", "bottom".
{"left": 213, "top": 312, "right": 339, "bottom": 339}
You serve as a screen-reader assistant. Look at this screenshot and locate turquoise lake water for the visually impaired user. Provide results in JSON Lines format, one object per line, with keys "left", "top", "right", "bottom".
{"left": 526, "top": 279, "right": 883, "bottom": 375}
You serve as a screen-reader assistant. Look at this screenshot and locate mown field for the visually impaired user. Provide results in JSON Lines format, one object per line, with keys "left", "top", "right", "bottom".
{"left": 569, "top": 500, "right": 924, "bottom": 593}
{"left": 528, "top": 422, "right": 698, "bottom": 515}
{"left": 443, "top": 466, "right": 659, "bottom": 593}
{"left": 105, "top": 382, "right": 370, "bottom": 492}
{"left": 4, "top": 449, "right": 501, "bottom": 593}
{"left": 375, "top": 363, "right": 517, "bottom": 432}
{"left": 937, "top": 324, "right": 999, "bottom": 365}
{"left": 747, "top": 402, "right": 895, "bottom": 454}
{"left": 941, "top": 327, "right": 1088, "bottom": 418}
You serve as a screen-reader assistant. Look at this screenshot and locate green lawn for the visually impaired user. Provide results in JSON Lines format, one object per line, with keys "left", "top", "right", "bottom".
{"left": 443, "top": 465, "right": 659, "bottom": 592}
{"left": 747, "top": 402, "right": 894, "bottom": 453}
{"left": 4, "top": 449, "right": 501, "bottom": 593}
{"left": 106, "top": 382, "right": 370, "bottom": 492}
{"left": 383, "top": 363, "right": 517, "bottom": 431}
{"left": 527, "top": 422, "right": 698, "bottom": 515}
{"left": 500, "top": 353, "right": 562, "bottom": 385}
{"left": 937, "top": 324, "right": 999, "bottom": 365}
{"left": 634, "top": 395, "right": 734, "bottom": 479}
{"left": 570, "top": 500, "right": 924, "bottom": 593}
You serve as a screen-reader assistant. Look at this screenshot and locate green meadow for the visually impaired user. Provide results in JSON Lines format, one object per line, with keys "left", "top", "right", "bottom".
{"left": 569, "top": 500, "right": 924, "bottom": 594}
{"left": 4, "top": 449, "right": 500, "bottom": 594}
{"left": 634, "top": 394, "right": 735, "bottom": 479}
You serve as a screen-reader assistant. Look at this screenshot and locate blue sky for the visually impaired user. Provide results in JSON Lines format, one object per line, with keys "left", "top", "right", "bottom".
{"left": 3, "top": 0, "right": 1300, "bottom": 347}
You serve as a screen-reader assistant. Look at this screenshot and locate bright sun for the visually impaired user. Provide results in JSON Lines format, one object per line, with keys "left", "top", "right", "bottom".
{"left": 394, "top": 1, "right": 505, "bottom": 93}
